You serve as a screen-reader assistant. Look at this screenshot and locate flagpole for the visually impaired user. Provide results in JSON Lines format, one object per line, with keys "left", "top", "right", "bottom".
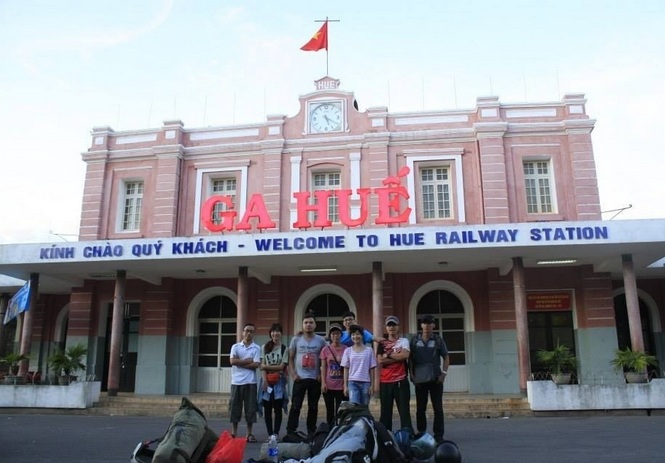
{"left": 302, "top": 17, "right": 338, "bottom": 77}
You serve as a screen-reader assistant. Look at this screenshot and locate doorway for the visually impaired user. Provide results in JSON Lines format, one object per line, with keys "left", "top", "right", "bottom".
{"left": 528, "top": 311, "right": 575, "bottom": 379}
{"left": 102, "top": 302, "right": 140, "bottom": 392}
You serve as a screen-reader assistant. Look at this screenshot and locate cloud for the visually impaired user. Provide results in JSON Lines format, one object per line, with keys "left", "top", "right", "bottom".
{"left": 12, "top": 0, "right": 175, "bottom": 72}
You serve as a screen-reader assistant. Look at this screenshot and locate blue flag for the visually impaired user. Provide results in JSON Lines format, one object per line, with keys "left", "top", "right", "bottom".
{"left": 3, "top": 281, "right": 31, "bottom": 325}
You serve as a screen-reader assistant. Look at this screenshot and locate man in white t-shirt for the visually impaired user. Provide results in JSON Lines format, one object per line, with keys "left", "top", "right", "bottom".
{"left": 229, "top": 323, "right": 261, "bottom": 442}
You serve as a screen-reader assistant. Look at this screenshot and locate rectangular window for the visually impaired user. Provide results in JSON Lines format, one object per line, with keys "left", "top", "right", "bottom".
{"left": 312, "top": 172, "right": 340, "bottom": 223}
{"left": 210, "top": 178, "right": 237, "bottom": 225}
{"left": 524, "top": 161, "right": 553, "bottom": 213}
{"left": 121, "top": 181, "right": 143, "bottom": 231}
{"left": 420, "top": 167, "right": 451, "bottom": 219}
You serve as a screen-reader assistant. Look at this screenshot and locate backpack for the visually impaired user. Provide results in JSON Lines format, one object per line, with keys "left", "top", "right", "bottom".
{"left": 372, "top": 421, "right": 408, "bottom": 463}
{"left": 281, "top": 430, "right": 309, "bottom": 444}
{"left": 310, "top": 422, "right": 331, "bottom": 455}
{"left": 335, "top": 403, "right": 374, "bottom": 426}
{"left": 409, "top": 334, "right": 445, "bottom": 384}
{"left": 151, "top": 397, "right": 218, "bottom": 463}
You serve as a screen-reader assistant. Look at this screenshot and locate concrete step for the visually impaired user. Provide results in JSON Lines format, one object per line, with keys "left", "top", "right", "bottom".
{"left": 89, "top": 392, "right": 532, "bottom": 419}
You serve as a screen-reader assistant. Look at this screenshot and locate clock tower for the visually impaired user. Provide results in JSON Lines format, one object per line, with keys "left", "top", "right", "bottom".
{"left": 302, "top": 76, "right": 351, "bottom": 135}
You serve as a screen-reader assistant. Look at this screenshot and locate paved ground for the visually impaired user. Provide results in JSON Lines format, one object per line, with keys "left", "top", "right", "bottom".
{"left": 1, "top": 412, "right": 664, "bottom": 462}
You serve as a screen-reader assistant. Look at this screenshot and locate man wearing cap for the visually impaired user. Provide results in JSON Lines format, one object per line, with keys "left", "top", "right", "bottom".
{"left": 320, "top": 323, "right": 348, "bottom": 426}
{"left": 377, "top": 315, "right": 413, "bottom": 433}
{"left": 409, "top": 314, "right": 449, "bottom": 443}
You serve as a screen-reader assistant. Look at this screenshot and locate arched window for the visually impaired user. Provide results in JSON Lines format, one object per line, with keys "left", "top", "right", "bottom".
{"left": 197, "top": 295, "right": 237, "bottom": 368}
{"left": 416, "top": 290, "right": 465, "bottom": 365}
{"left": 613, "top": 295, "right": 655, "bottom": 354}
{"left": 306, "top": 293, "right": 349, "bottom": 337}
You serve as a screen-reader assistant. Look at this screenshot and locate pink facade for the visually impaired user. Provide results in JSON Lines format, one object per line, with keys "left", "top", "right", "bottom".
{"left": 1, "top": 77, "right": 664, "bottom": 396}
{"left": 82, "top": 81, "right": 600, "bottom": 241}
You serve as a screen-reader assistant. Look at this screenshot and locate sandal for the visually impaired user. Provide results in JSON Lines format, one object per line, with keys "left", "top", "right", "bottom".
{"left": 246, "top": 434, "right": 257, "bottom": 443}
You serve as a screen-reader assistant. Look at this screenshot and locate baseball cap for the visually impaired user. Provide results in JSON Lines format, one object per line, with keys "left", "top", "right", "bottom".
{"left": 328, "top": 323, "right": 343, "bottom": 335}
{"left": 385, "top": 315, "right": 400, "bottom": 326}
{"left": 421, "top": 315, "right": 436, "bottom": 324}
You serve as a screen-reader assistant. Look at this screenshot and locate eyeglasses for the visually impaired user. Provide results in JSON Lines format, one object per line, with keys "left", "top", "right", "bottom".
{"left": 343, "top": 317, "right": 355, "bottom": 323}
{"left": 243, "top": 329, "right": 255, "bottom": 333}
{"left": 386, "top": 323, "right": 398, "bottom": 327}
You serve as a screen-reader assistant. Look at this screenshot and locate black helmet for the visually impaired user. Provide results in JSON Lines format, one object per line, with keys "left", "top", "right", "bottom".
{"left": 434, "top": 440, "right": 462, "bottom": 463}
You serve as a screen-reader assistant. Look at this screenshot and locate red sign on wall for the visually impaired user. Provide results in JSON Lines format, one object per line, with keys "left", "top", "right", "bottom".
{"left": 527, "top": 292, "right": 572, "bottom": 311}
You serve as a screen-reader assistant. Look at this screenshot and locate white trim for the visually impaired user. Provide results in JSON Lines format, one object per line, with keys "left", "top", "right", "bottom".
{"left": 190, "top": 129, "right": 259, "bottom": 141}
{"left": 293, "top": 284, "right": 357, "bottom": 335}
{"left": 193, "top": 166, "right": 248, "bottom": 234}
{"left": 522, "top": 157, "right": 558, "bottom": 215}
{"left": 506, "top": 108, "right": 557, "bottom": 118}
{"left": 405, "top": 153, "right": 465, "bottom": 224}
{"left": 290, "top": 155, "right": 302, "bottom": 228}
{"left": 115, "top": 179, "right": 145, "bottom": 233}
{"left": 349, "top": 152, "right": 361, "bottom": 200}
{"left": 408, "top": 280, "right": 475, "bottom": 333}
{"left": 116, "top": 134, "right": 157, "bottom": 144}
{"left": 185, "top": 286, "right": 238, "bottom": 337}
{"left": 395, "top": 115, "right": 468, "bottom": 125}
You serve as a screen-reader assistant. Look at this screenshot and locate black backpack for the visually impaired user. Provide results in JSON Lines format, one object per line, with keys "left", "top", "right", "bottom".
{"left": 310, "top": 421, "right": 331, "bottom": 455}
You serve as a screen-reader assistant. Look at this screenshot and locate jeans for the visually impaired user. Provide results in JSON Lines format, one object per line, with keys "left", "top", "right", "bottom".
{"left": 347, "top": 380, "right": 371, "bottom": 405}
{"left": 286, "top": 378, "right": 321, "bottom": 434}
{"left": 379, "top": 377, "right": 413, "bottom": 432}
{"left": 415, "top": 380, "right": 444, "bottom": 440}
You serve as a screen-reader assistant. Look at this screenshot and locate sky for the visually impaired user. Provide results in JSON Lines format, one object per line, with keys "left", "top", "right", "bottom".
{"left": 1, "top": 0, "right": 664, "bottom": 244}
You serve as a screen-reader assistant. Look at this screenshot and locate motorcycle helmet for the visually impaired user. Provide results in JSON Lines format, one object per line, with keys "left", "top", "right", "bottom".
{"left": 393, "top": 427, "right": 414, "bottom": 455}
{"left": 434, "top": 440, "right": 462, "bottom": 463}
{"left": 410, "top": 432, "right": 437, "bottom": 460}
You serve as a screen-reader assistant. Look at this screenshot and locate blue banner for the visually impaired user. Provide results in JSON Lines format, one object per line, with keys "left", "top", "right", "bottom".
{"left": 3, "top": 281, "right": 31, "bottom": 325}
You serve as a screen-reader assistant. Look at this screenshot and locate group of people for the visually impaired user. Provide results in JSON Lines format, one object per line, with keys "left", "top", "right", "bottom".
{"left": 228, "top": 311, "right": 450, "bottom": 445}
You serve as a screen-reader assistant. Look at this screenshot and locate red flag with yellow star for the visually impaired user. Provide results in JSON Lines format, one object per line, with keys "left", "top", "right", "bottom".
{"left": 300, "top": 21, "right": 328, "bottom": 51}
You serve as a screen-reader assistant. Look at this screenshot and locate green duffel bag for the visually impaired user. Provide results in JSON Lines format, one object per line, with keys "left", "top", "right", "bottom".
{"left": 153, "top": 397, "right": 210, "bottom": 463}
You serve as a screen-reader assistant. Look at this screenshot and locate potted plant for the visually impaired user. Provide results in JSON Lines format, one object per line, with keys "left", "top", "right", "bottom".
{"left": 536, "top": 342, "right": 577, "bottom": 385}
{"left": 610, "top": 347, "right": 657, "bottom": 383}
{"left": 0, "top": 352, "right": 30, "bottom": 384}
{"left": 48, "top": 342, "right": 87, "bottom": 385}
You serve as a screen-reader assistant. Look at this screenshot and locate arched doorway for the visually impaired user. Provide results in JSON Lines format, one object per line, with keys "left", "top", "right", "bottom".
{"left": 306, "top": 293, "right": 349, "bottom": 336}
{"left": 613, "top": 292, "right": 660, "bottom": 377}
{"left": 294, "top": 284, "right": 356, "bottom": 336}
{"left": 187, "top": 287, "right": 238, "bottom": 392}
{"left": 410, "top": 281, "right": 473, "bottom": 392}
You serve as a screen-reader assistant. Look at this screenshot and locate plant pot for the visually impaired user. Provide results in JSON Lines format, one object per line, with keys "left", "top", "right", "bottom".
{"left": 552, "top": 373, "right": 572, "bottom": 385}
{"left": 625, "top": 372, "right": 648, "bottom": 384}
{"left": 58, "top": 375, "right": 70, "bottom": 386}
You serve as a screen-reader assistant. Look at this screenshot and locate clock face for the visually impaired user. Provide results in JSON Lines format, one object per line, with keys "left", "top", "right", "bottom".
{"left": 309, "top": 102, "right": 343, "bottom": 133}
